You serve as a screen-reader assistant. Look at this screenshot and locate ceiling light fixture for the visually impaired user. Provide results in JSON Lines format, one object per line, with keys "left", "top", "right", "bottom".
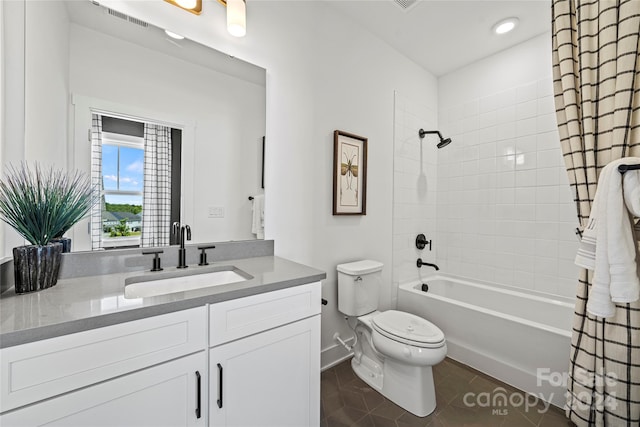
{"left": 226, "top": 0, "right": 246, "bottom": 38}
{"left": 174, "top": 0, "right": 198, "bottom": 9}
{"left": 164, "top": 0, "right": 246, "bottom": 38}
{"left": 493, "top": 17, "right": 519, "bottom": 35}
{"left": 165, "top": 0, "right": 202, "bottom": 15}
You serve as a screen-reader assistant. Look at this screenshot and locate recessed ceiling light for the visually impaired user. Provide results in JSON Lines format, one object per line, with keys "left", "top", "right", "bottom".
{"left": 493, "top": 17, "right": 519, "bottom": 35}
{"left": 165, "top": 30, "right": 185, "bottom": 40}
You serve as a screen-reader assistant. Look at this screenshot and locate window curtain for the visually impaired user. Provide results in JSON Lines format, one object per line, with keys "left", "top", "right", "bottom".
{"left": 552, "top": 0, "right": 640, "bottom": 425}
{"left": 90, "top": 114, "right": 103, "bottom": 250}
{"left": 141, "top": 123, "right": 172, "bottom": 247}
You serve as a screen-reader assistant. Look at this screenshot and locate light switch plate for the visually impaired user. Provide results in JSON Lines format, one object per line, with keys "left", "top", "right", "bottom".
{"left": 208, "top": 207, "right": 224, "bottom": 218}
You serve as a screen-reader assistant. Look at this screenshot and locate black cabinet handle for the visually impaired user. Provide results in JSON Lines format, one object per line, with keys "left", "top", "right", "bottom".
{"left": 195, "top": 371, "right": 201, "bottom": 419}
{"left": 217, "top": 363, "right": 223, "bottom": 408}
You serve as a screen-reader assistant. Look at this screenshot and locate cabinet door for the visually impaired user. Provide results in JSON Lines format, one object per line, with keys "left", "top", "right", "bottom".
{"left": 1, "top": 352, "right": 207, "bottom": 427}
{"left": 1, "top": 306, "right": 207, "bottom": 413}
{"left": 209, "top": 316, "right": 320, "bottom": 427}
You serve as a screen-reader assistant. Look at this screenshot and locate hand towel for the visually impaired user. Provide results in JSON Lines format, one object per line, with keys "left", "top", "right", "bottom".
{"left": 583, "top": 163, "right": 617, "bottom": 317}
{"left": 603, "top": 160, "right": 640, "bottom": 303}
{"left": 624, "top": 171, "right": 640, "bottom": 272}
{"left": 574, "top": 204, "right": 599, "bottom": 271}
{"left": 580, "top": 158, "right": 640, "bottom": 317}
{"left": 251, "top": 194, "right": 265, "bottom": 240}
{"left": 623, "top": 168, "right": 640, "bottom": 216}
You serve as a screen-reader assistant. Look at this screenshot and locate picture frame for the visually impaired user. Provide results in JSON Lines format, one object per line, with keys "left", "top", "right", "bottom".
{"left": 333, "top": 130, "right": 367, "bottom": 215}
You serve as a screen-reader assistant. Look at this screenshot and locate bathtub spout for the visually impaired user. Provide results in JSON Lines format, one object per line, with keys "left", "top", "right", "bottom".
{"left": 417, "top": 258, "right": 439, "bottom": 270}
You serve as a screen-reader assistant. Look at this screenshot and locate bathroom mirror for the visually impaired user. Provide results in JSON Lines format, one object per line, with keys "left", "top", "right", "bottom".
{"left": 23, "top": 0, "right": 266, "bottom": 252}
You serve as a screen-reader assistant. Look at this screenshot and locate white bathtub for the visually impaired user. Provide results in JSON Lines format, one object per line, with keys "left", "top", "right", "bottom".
{"left": 397, "top": 275, "right": 574, "bottom": 408}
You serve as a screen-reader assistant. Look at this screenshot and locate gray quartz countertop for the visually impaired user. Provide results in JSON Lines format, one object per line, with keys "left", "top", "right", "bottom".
{"left": 0, "top": 256, "right": 326, "bottom": 349}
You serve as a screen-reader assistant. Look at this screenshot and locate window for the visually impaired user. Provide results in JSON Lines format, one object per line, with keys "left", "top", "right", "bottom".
{"left": 101, "top": 132, "right": 144, "bottom": 248}
{"left": 91, "top": 114, "right": 181, "bottom": 250}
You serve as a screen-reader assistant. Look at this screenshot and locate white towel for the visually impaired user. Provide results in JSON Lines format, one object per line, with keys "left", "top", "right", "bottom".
{"left": 251, "top": 194, "right": 265, "bottom": 240}
{"left": 624, "top": 172, "right": 640, "bottom": 262}
{"left": 575, "top": 208, "right": 599, "bottom": 271}
{"left": 577, "top": 158, "right": 640, "bottom": 317}
{"left": 610, "top": 162, "right": 640, "bottom": 303}
{"left": 624, "top": 169, "right": 640, "bottom": 216}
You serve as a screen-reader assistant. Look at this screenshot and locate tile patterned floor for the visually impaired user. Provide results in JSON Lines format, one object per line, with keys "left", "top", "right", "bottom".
{"left": 321, "top": 357, "right": 575, "bottom": 427}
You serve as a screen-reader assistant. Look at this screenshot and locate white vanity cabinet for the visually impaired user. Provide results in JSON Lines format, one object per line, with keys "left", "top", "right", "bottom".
{"left": 0, "top": 281, "right": 322, "bottom": 427}
{"left": 208, "top": 282, "right": 321, "bottom": 427}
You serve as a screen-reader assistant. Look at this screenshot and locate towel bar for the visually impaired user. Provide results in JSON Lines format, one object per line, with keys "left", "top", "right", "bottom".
{"left": 619, "top": 164, "right": 640, "bottom": 174}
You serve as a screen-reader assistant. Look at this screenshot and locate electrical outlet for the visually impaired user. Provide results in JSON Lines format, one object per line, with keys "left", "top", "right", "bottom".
{"left": 208, "top": 207, "right": 224, "bottom": 218}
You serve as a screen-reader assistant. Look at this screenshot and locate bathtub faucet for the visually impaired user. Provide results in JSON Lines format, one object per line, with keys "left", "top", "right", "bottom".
{"left": 416, "top": 258, "right": 439, "bottom": 271}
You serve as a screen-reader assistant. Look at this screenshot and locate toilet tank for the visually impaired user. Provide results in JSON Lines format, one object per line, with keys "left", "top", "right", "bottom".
{"left": 337, "top": 260, "right": 383, "bottom": 316}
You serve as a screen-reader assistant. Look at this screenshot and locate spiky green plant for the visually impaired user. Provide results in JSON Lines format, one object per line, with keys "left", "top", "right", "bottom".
{"left": 0, "top": 163, "right": 94, "bottom": 246}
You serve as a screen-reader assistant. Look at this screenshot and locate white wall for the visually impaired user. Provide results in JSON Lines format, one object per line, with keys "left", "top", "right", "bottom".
{"left": 95, "top": 0, "right": 438, "bottom": 367}
{"left": 436, "top": 34, "right": 578, "bottom": 298}
{"left": 24, "top": 1, "right": 69, "bottom": 166}
{"left": 68, "top": 24, "right": 265, "bottom": 250}
{"left": 392, "top": 92, "right": 438, "bottom": 305}
{"left": 0, "top": 0, "right": 5, "bottom": 259}
{"left": 1, "top": 1, "right": 67, "bottom": 254}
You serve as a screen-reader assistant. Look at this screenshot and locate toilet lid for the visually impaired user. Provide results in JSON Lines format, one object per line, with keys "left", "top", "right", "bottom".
{"left": 372, "top": 310, "right": 445, "bottom": 348}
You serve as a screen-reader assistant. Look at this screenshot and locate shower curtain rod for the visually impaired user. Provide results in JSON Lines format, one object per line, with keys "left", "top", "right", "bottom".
{"left": 618, "top": 164, "right": 640, "bottom": 173}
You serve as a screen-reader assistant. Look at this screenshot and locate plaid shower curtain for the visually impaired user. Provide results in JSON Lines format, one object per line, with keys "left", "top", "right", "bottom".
{"left": 141, "top": 123, "right": 172, "bottom": 247}
{"left": 90, "top": 114, "right": 104, "bottom": 250}
{"left": 552, "top": 0, "right": 640, "bottom": 425}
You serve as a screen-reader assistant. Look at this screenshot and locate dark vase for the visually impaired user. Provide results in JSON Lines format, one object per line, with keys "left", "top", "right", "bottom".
{"left": 51, "top": 237, "right": 72, "bottom": 253}
{"left": 13, "top": 243, "right": 63, "bottom": 294}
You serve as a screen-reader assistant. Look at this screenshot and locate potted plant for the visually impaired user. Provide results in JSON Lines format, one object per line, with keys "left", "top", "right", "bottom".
{"left": 0, "top": 163, "right": 94, "bottom": 294}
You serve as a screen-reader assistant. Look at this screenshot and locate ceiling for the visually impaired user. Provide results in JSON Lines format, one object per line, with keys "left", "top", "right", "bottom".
{"left": 68, "top": 0, "right": 551, "bottom": 79}
{"left": 327, "top": 0, "right": 552, "bottom": 77}
{"left": 66, "top": 1, "right": 265, "bottom": 85}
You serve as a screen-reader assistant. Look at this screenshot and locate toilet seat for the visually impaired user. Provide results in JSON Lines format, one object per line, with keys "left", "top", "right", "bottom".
{"left": 372, "top": 310, "right": 445, "bottom": 349}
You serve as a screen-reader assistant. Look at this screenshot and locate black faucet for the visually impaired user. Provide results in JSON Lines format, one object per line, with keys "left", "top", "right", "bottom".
{"left": 417, "top": 258, "right": 439, "bottom": 271}
{"left": 172, "top": 222, "right": 191, "bottom": 269}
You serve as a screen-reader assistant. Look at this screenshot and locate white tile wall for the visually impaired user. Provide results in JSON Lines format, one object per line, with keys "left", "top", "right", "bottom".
{"left": 392, "top": 92, "right": 438, "bottom": 306}
{"left": 437, "top": 78, "right": 579, "bottom": 298}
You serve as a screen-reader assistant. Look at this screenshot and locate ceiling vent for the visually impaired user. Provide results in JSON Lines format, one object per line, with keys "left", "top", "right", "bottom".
{"left": 106, "top": 7, "right": 128, "bottom": 21}
{"left": 392, "top": 0, "right": 419, "bottom": 12}
{"left": 126, "top": 15, "right": 149, "bottom": 28}
{"left": 93, "top": 2, "right": 149, "bottom": 28}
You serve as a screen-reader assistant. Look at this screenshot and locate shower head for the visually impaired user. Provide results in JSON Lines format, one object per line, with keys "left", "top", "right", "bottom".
{"left": 437, "top": 138, "right": 452, "bottom": 149}
{"left": 418, "top": 128, "right": 452, "bottom": 149}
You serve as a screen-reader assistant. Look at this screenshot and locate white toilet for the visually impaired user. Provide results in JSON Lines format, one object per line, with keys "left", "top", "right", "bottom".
{"left": 337, "top": 260, "right": 447, "bottom": 417}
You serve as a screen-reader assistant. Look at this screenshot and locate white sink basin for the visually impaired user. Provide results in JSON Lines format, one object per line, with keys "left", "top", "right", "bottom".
{"left": 124, "top": 267, "right": 252, "bottom": 299}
